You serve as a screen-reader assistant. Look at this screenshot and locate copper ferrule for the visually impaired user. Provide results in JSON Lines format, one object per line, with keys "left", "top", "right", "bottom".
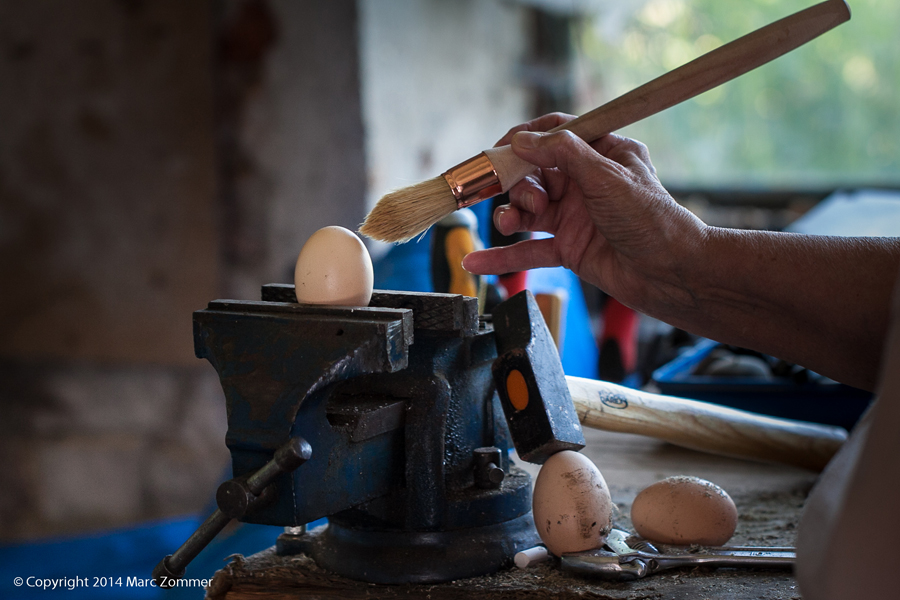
{"left": 442, "top": 152, "right": 503, "bottom": 209}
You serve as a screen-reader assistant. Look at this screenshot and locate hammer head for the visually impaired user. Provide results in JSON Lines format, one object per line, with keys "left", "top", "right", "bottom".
{"left": 492, "top": 290, "right": 585, "bottom": 464}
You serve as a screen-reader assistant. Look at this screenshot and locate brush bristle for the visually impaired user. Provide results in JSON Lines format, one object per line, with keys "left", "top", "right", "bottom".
{"left": 359, "top": 177, "right": 458, "bottom": 243}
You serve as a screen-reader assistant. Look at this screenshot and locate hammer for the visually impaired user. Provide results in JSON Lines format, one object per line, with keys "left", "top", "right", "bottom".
{"left": 492, "top": 291, "right": 847, "bottom": 471}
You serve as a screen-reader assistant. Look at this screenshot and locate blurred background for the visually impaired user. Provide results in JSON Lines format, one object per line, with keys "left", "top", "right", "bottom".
{"left": 1, "top": 0, "right": 897, "bottom": 597}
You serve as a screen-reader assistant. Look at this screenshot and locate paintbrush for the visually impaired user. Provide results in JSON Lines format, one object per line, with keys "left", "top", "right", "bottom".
{"left": 360, "top": 0, "right": 850, "bottom": 243}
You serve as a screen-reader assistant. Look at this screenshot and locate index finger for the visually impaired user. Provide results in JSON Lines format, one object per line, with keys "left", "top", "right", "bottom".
{"left": 494, "top": 112, "right": 576, "bottom": 147}
{"left": 462, "top": 238, "right": 561, "bottom": 275}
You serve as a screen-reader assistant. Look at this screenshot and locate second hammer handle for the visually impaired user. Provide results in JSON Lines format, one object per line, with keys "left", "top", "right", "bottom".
{"left": 566, "top": 376, "right": 847, "bottom": 471}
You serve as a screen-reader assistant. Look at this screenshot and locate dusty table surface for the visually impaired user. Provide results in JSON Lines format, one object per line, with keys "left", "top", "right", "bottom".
{"left": 206, "top": 428, "right": 818, "bottom": 600}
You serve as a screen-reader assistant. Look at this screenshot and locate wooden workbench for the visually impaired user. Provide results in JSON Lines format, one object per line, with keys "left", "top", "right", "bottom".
{"left": 205, "top": 427, "right": 818, "bottom": 600}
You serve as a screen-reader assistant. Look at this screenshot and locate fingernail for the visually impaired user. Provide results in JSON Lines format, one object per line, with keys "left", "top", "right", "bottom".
{"left": 513, "top": 131, "right": 540, "bottom": 150}
{"left": 495, "top": 205, "right": 512, "bottom": 231}
{"left": 523, "top": 191, "right": 534, "bottom": 213}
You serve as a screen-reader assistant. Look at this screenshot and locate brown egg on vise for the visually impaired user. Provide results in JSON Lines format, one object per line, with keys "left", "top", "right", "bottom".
{"left": 294, "top": 226, "right": 374, "bottom": 307}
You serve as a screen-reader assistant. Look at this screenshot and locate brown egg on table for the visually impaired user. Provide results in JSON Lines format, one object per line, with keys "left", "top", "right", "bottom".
{"left": 294, "top": 226, "right": 374, "bottom": 306}
{"left": 532, "top": 450, "right": 614, "bottom": 556}
{"left": 631, "top": 475, "right": 738, "bottom": 546}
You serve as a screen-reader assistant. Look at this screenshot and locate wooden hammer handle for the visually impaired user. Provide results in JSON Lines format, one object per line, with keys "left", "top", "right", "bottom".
{"left": 486, "top": 0, "right": 851, "bottom": 191}
{"left": 566, "top": 376, "right": 848, "bottom": 471}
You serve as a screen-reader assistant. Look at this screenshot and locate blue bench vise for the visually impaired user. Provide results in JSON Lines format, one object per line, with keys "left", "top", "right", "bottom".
{"left": 153, "top": 285, "right": 586, "bottom": 586}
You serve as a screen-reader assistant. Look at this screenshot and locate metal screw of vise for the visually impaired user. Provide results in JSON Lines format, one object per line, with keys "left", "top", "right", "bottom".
{"left": 152, "top": 436, "right": 312, "bottom": 589}
{"left": 473, "top": 446, "right": 505, "bottom": 489}
{"left": 216, "top": 437, "right": 313, "bottom": 519}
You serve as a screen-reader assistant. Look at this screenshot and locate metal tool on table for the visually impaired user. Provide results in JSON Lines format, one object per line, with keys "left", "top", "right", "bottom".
{"left": 491, "top": 290, "right": 586, "bottom": 464}
{"left": 562, "top": 528, "right": 795, "bottom": 581}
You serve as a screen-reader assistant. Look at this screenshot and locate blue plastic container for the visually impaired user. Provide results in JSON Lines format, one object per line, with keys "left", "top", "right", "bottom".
{"left": 652, "top": 338, "right": 871, "bottom": 430}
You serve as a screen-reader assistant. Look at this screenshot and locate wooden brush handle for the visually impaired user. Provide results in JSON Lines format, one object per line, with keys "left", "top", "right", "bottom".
{"left": 485, "top": 0, "right": 850, "bottom": 191}
{"left": 567, "top": 375, "right": 848, "bottom": 471}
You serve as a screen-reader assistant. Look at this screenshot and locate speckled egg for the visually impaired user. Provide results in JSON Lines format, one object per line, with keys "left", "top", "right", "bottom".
{"left": 294, "top": 226, "right": 374, "bottom": 306}
{"left": 532, "top": 450, "right": 614, "bottom": 556}
{"left": 631, "top": 476, "right": 738, "bottom": 546}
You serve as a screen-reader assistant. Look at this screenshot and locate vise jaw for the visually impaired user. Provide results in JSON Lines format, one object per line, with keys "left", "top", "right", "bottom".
{"left": 193, "top": 290, "right": 415, "bottom": 524}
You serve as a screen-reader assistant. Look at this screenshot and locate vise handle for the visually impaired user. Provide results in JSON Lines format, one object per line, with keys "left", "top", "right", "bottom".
{"left": 568, "top": 376, "right": 847, "bottom": 472}
{"left": 152, "top": 437, "right": 312, "bottom": 589}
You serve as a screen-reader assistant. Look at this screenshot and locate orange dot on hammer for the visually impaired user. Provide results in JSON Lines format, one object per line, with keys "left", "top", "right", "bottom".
{"left": 506, "top": 369, "right": 529, "bottom": 411}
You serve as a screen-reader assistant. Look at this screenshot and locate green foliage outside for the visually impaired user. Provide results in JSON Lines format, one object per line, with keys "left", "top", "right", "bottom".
{"left": 574, "top": 0, "right": 899, "bottom": 188}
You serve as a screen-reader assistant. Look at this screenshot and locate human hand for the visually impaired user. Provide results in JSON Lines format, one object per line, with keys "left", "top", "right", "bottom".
{"left": 462, "top": 113, "right": 709, "bottom": 318}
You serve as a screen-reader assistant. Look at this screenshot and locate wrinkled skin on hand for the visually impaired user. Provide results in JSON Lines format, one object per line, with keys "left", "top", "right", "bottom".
{"left": 463, "top": 113, "right": 707, "bottom": 319}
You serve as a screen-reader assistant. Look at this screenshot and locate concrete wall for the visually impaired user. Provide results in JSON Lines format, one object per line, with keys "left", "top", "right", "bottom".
{"left": 0, "top": 0, "right": 227, "bottom": 540}
{"left": 217, "top": 0, "right": 368, "bottom": 300}
{"left": 0, "top": 0, "right": 533, "bottom": 542}
{"left": 358, "top": 0, "right": 531, "bottom": 256}
{"left": 0, "top": 0, "right": 370, "bottom": 541}
{"left": 0, "top": 364, "right": 227, "bottom": 539}
{"left": 0, "top": 0, "right": 219, "bottom": 366}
